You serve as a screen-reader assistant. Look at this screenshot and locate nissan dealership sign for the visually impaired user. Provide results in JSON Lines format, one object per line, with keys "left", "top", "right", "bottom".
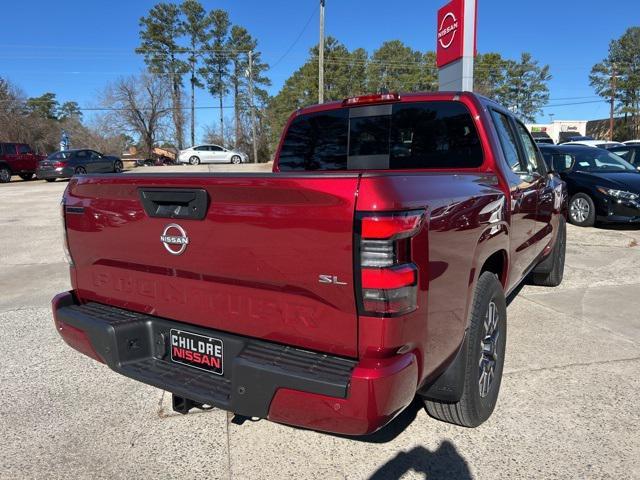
{"left": 437, "top": 0, "right": 478, "bottom": 90}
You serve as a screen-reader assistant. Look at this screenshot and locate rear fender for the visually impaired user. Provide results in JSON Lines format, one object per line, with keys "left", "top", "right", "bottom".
{"left": 420, "top": 222, "right": 509, "bottom": 402}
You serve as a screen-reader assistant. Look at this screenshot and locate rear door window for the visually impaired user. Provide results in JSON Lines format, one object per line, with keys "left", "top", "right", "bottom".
{"left": 278, "top": 101, "right": 483, "bottom": 171}
{"left": 514, "top": 121, "right": 545, "bottom": 175}
{"left": 552, "top": 154, "right": 573, "bottom": 172}
{"left": 490, "top": 110, "right": 524, "bottom": 174}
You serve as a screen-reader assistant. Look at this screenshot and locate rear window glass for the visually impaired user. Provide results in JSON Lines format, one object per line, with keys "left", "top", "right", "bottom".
{"left": 48, "top": 151, "right": 72, "bottom": 160}
{"left": 278, "top": 101, "right": 483, "bottom": 171}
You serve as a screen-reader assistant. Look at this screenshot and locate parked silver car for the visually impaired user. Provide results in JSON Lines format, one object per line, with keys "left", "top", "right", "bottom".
{"left": 177, "top": 145, "right": 247, "bottom": 165}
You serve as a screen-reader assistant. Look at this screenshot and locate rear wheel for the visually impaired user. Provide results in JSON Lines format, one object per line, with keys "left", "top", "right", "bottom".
{"left": 231, "top": 155, "right": 241, "bottom": 165}
{"left": 423, "top": 272, "right": 507, "bottom": 427}
{"left": 75, "top": 166, "right": 87, "bottom": 175}
{"left": 532, "top": 217, "right": 566, "bottom": 287}
{"left": 0, "top": 166, "right": 11, "bottom": 183}
{"left": 568, "top": 193, "right": 595, "bottom": 227}
{"left": 113, "top": 160, "right": 123, "bottom": 173}
{"left": 189, "top": 156, "right": 200, "bottom": 166}
{"left": 19, "top": 173, "right": 34, "bottom": 181}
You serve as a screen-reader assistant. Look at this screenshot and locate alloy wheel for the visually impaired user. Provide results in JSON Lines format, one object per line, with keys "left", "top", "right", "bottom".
{"left": 479, "top": 300, "right": 500, "bottom": 398}
{"left": 570, "top": 198, "right": 589, "bottom": 224}
{"left": 0, "top": 168, "right": 10, "bottom": 183}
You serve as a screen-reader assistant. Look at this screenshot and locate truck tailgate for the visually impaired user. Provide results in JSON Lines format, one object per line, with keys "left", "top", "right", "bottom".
{"left": 64, "top": 173, "right": 361, "bottom": 357}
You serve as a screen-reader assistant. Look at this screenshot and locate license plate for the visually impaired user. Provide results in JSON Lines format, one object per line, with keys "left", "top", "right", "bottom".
{"left": 169, "top": 329, "right": 223, "bottom": 375}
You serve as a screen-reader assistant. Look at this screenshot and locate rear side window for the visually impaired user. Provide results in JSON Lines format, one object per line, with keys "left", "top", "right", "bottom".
{"left": 2, "top": 143, "right": 16, "bottom": 155}
{"left": 611, "top": 149, "right": 630, "bottom": 160}
{"left": 551, "top": 153, "right": 573, "bottom": 171}
{"left": 278, "top": 102, "right": 483, "bottom": 171}
{"left": 278, "top": 109, "right": 349, "bottom": 171}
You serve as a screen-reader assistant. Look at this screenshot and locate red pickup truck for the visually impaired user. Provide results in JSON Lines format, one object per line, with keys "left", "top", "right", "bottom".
{"left": 52, "top": 92, "right": 567, "bottom": 435}
{"left": 0, "top": 142, "right": 46, "bottom": 183}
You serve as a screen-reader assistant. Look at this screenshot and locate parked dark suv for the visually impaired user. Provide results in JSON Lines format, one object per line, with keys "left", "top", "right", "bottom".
{"left": 36, "top": 149, "right": 123, "bottom": 182}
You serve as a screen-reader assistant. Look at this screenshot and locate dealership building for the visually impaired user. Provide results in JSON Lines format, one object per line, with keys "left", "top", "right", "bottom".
{"left": 526, "top": 121, "right": 588, "bottom": 143}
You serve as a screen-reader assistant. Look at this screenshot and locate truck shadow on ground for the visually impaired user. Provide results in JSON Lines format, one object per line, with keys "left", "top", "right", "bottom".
{"left": 368, "top": 442, "right": 472, "bottom": 480}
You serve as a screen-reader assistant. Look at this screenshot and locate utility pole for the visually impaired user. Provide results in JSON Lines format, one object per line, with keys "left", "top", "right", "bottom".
{"left": 318, "top": 0, "right": 325, "bottom": 104}
{"left": 248, "top": 50, "right": 258, "bottom": 163}
{"left": 609, "top": 67, "right": 617, "bottom": 141}
{"left": 190, "top": 51, "right": 196, "bottom": 147}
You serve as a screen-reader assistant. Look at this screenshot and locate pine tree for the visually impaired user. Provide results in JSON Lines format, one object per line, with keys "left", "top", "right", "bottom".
{"left": 137, "top": 3, "right": 188, "bottom": 149}
{"left": 228, "top": 26, "right": 271, "bottom": 149}
{"left": 497, "top": 53, "right": 551, "bottom": 122}
{"left": 590, "top": 27, "right": 640, "bottom": 139}
{"left": 180, "top": 0, "right": 213, "bottom": 147}
{"left": 200, "top": 10, "right": 230, "bottom": 146}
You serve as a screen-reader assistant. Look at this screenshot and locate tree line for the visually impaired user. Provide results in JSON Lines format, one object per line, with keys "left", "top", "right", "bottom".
{"left": 3, "top": 4, "right": 638, "bottom": 160}
{"left": 267, "top": 38, "right": 552, "bottom": 148}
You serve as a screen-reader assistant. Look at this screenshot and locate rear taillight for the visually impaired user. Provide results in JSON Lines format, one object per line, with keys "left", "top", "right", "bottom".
{"left": 53, "top": 161, "right": 67, "bottom": 168}
{"left": 357, "top": 210, "right": 424, "bottom": 316}
{"left": 60, "top": 199, "right": 73, "bottom": 265}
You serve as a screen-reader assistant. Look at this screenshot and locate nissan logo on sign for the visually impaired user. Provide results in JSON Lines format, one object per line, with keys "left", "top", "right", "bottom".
{"left": 438, "top": 12, "right": 459, "bottom": 49}
{"left": 436, "top": 0, "right": 474, "bottom": 68}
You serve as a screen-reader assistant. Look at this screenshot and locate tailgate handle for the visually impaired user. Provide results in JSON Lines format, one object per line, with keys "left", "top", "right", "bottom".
{"left": 139, "top": 188, "right": 209, "bottom": 220}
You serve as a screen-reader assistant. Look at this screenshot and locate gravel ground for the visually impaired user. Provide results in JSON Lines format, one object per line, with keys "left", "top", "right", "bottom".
{"left": 1, "top": 169, "right": 639, "bottom": 479}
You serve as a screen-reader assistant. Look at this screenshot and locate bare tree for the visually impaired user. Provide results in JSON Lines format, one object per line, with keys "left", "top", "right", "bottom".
{"left": 102, "top": 73, "right": 172, "bottom": 158}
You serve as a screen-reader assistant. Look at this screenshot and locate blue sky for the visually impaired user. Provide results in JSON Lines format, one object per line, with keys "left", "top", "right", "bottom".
{"left": 1, "top": 0, "right": 636, "bottom": 142}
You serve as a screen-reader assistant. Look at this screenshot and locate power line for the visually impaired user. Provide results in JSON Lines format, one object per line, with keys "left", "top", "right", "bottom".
{"left": 269, "top": 5, "right": 317, "bottom": 70}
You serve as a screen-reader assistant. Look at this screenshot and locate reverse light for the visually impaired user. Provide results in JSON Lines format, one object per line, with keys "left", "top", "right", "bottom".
{"left": 357, "top": 210, "right": 424, "bottom": 316}
{"left": 342, "top": 93, "right": 401, "bottom": 107}
{"left": 596, "top": 187, "right": 639, "bottom": 202}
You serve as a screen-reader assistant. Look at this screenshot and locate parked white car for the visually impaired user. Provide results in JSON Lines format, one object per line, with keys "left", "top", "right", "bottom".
{"left": 177, "top": 145, "right": 248, "bottom": 165}
{"left": 561, "top": 140, "right": 625, "bottom": 149}
{"left": 623, "top": 140, "right": 640, "bottom": 145}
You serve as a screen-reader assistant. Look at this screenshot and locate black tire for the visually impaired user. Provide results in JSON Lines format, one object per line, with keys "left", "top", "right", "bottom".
{"left": 45, "top": 178, "right": 56, "bottom": 183}
{"left": 231, "top": 155, "right": 241, "bottom": 165}
{"left": 19, "top": 173, "right": 34, "bottom": 181}
{"left": 423, "top": 272, "right": 507, "bottom": 427}
{"left": 113, "top": 160, "right": 123, "bottom": 173}
{"left": 532, "top": 217, "right": 566, "bottom": 287}
{"left": 189, "top": 156, "right": 200, "bottom": 166}
{"left": 568, "top": 193, "right": 595, "bottom": 227}
{"left": 75, "top": 166, "right": 87, "bottom": 175}
{"left": 0, "top": 166, "right": 11, "bottom": 183}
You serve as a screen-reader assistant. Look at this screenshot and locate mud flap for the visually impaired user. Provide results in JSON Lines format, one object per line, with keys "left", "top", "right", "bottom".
{"left": 418, "top": 330, "right": 468, "bottom": 403}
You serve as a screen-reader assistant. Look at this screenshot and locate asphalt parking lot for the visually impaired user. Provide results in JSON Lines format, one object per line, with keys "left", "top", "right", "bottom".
{"left": 1, "top": 168, "right": 639, "bottom": 479}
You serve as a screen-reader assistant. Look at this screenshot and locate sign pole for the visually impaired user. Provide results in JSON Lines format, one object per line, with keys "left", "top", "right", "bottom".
{"left": 437, "top": 0, "right": 477, "bottom": 92}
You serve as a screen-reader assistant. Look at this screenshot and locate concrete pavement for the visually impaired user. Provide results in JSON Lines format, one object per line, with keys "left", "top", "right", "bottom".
{"left": 1, "top": 169, "right": 638, "bottom": 479}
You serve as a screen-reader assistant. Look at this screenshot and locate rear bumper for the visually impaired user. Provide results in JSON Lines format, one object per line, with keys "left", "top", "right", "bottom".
{"left": 37, "top": 167, "right": 73, "bottom": 179}
{"left": 52, "top": 292, "right": 418, "bottom": 435}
